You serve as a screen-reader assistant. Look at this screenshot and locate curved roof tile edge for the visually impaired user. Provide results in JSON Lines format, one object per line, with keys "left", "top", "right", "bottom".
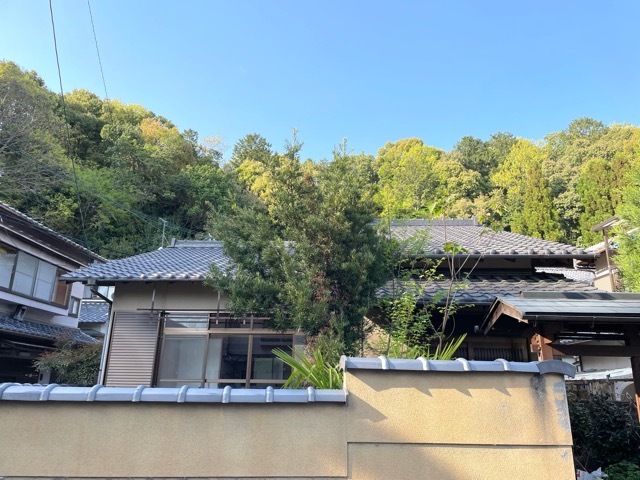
{"left": 339, "top": 356, "right": 576, "bottom": 378}
{"left": 0, "top": 383, "right": 347, "bottom": 404}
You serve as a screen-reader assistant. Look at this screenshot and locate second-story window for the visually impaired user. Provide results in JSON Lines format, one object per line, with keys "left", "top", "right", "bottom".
{"left": 0, "top": 243, "right": 69, "bottom": 305}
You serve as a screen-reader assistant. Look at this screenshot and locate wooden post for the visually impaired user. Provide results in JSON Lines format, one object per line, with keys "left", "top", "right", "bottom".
{"left": 531, "top": 325, "right": 561, "bottom": 361}
{"left": 631, "top": 356, "right": 640, "bottom": 422}
{"left": 625, "top": 326, "right": 640, "bottom": 421}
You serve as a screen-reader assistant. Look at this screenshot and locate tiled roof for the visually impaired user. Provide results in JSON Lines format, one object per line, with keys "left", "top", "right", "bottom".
{"left": 0, "top": 384, "right": 346, "bottom": 403}
{"left": 0, "top": 200, "right": 105, "bottom": 263}
{"left": 388, "top": 219, "right": 593, "bottom": 259}
{"left": 536, "top": 267, "right": 595, "bottom": 285}
{"left": 78, "top": 301, "right": 110, "bottom": 324}
{"left": 0, "top": 314, "right": 98, "bottom": 344}
{"left": 377, "top": 272, "right": 602, "bottom": 305}
{"left": 61, "top": 240, "right": 231, "bottom": 283}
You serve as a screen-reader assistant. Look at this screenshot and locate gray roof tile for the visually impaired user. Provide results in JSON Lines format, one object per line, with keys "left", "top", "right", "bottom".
{"left": 0, "top": 314, "right": 98, "bottom": 344}
{"left": 378, "top": 272, "right": 602, "bottom": 305}
{"left": 61, "top": 240, "right": 230, "bottom": 283}
{"left": 0, "top": 200, "right": 105, "bottom": 263}
{"left": 78, "top": 301, "right": 110, "bottom": 324}
{"left": 389, "top": 219, "right": 593, "bottom": 258}
{"left": 536, "top": 267, "right": 595, "bottom": 284}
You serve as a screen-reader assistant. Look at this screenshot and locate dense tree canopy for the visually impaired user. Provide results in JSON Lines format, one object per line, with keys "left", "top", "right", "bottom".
{"left": 2, "top": 60, "right": 640, "bottom": 265}
{"left": 207, "top": 140, "right": 389, "bottom": 354}
{"left": 0, "top": 61, "right": 233, "bottom": 257}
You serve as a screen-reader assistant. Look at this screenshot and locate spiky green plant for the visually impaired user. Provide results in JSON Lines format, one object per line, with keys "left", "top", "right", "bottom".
{"left": 274, "top": 333, "right": 466, "bottom": 389}
{"left": 272, "top": 347, "right": 343, "bottom": 389}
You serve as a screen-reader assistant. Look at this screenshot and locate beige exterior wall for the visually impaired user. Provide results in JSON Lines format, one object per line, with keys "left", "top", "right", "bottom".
{"left": 0, "top": 367, "right": 575, "bottom": 479}
{"left": 111, "top": 281, "right": 229, "bottom": 312}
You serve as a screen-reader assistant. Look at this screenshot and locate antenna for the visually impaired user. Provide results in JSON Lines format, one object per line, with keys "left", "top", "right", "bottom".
{"left": 159, "top": 218, "right": 168, "bottom": 248}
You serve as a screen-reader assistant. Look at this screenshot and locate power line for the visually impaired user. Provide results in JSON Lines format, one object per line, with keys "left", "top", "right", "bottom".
{"left": 87, "top": 0, "right": 112, "bottom": 116}
{"left": 48, "top": 0, "right": 89, "bottom": 250}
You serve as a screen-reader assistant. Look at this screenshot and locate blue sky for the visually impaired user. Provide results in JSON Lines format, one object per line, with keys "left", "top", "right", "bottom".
{"left": 1, "top": 0, "right": 639, "bottom": 161}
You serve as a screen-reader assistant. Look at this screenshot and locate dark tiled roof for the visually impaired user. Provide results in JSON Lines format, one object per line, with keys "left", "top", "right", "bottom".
{"left": 377, "top": 272, "right": 602, "bottom": 305}
{"left": 0, "top": 200, "right": 105, "bottom": 263}
{"left": 536, "top": 267, "right": 595, "bottom": 285}
{"left": 61, "top": 240, "right": 231, "bottom": 283}
{"left": 0, "top": 314, "right": 98, "bottom": 344}
{"left": 78, "top": 301, "right": 110, "bottom": 324}
{"left": 389, "top": 219, "right": 593, "bottom": 259}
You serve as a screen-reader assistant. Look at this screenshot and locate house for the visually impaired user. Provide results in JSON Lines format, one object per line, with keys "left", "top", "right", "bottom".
{"left": 62, "top": 239, "right": 303, "bottom": 388}
{"left": 381, "top": 218, "right": 602, "bottom": 361}
{"left": 0, "top": 201, "right": 104, "bottom": 383}
{"left": 383, "top": 219, "right": 640, "bottom": 420}
{"left": 77, "top": 299, "right": 110, "bottom": 339}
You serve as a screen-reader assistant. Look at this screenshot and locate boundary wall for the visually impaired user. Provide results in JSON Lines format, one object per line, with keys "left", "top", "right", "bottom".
{"left": 0, "top": 357, "right": 576, "bottom": 480}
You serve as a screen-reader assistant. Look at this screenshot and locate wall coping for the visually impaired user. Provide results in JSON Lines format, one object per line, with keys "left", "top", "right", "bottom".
{"left": 0, "top": 383, "right": 347, "bottom": 404}
{"left": 340, "top": 356, "right": 576, "bottom": 377}
{"left": 0, "top": 358, "right": 575, "bottom": 404}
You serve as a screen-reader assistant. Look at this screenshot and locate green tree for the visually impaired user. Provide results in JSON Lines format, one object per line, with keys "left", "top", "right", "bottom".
{"left": 492, "top": 138, "right": 562, "bottom": 239}
{"left": 615, "top": 135, "right": 640, "bottom": 291}
{"left": 374, "top": 138, "right": 445, "bottom": 218}
{"left": 578, "top": 127, "right": 640, "bottom": 245}
{"left": 207, "top": 138, "right": 389, "bottom": 355}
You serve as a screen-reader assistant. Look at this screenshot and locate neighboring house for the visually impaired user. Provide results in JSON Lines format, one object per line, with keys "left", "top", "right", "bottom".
{"left": 386, "top": 219, "right": 640, "bottom": 418}
{"left": 62, "top": 239, "right": 303, "bottom": 388}
{"left": 77, "top": 300, "right": 110, "bottom": 339}
{"left": 0, "top": 201, "right": 104, "bottom": 383}
{"left": 381, "top": 218, "right": 602, "bottom": 362}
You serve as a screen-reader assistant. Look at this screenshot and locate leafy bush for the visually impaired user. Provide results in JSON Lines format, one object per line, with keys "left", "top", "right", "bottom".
{"left": 569, "top": 392, "right": 640, "bottom": 472}
{"left": 34, "top": 335, "right": 102, "bottom": 386}
{"left": 606, "top": 461, "right": 640, "bottom": 480}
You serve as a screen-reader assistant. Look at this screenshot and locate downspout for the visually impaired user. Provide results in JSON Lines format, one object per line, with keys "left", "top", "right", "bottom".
{"left": 94, "top": 284, "right": 114, "bottom": 386}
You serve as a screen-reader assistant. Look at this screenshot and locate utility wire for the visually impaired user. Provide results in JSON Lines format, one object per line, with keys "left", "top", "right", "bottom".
{"left": 87, "top": 0, "right": 113, "bottom": 122}
{"left": 48, "top": 0, "right": 90, "bottom": 250}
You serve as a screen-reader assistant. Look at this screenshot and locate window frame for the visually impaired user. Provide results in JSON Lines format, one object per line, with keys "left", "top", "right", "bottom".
{"left": 0, "top": 243, "right": 70, "bottom": 307}
{"left": 155, "top": 311, "right": 302, "bottom": 388}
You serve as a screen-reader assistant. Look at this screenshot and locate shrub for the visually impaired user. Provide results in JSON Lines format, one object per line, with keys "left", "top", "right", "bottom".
{"left": 34, "top": 335, "right": 101, "bottom": 386}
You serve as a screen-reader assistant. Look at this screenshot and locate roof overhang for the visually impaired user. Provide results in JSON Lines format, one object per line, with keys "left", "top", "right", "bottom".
{"left": 482, "top": 292, "right": 640, "bottom": 335}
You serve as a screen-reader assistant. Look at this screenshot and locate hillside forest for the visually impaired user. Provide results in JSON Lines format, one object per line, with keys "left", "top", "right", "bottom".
{"left": 2, "top": 60, "right": 640, "bottom": 262}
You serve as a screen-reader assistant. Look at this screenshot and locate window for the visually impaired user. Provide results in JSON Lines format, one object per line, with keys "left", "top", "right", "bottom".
{"left": 0, "top": 245, "right": 17, "bottom": 289}
{"left": 0, "top": 244, "right": 69, "bottom": 305}
{"left": 156, "top": 312, "right": 303, "bottom": 388}
{"left": 69, "top": 297, "right": 80, "bottom": 316}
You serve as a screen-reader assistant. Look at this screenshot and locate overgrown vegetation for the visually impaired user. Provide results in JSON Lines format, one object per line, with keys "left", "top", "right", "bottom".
{"left": 568, "top": 393, "right": 640, "bottom": 473}
{"left": 34, "top": 336, "right": 101, "bottom": 386}
{"left": 3, "top": 60, "right": 640, "bottom": 262}
{"left": 206, "top": 138, "right": 389, "bottom": 356}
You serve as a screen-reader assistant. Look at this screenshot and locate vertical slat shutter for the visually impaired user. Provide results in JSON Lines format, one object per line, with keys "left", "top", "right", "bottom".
{"left": 105, "top": 312, "right": 160, "bottom": 387}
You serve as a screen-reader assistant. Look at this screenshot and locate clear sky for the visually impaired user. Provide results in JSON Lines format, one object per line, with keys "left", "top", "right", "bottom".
{"left": 1, "top": 0, "right": 639, "bottom": 161}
